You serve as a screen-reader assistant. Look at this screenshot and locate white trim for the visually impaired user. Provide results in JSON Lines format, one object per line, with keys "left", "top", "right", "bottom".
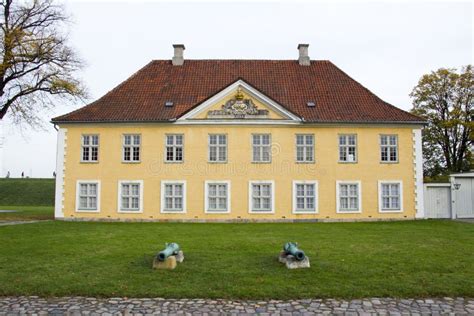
{"left": 160, "top": 180, "right": 187, "bottom": 214}
{"left": 248, "top": 180, "right": 275, "bottom": 214}
{"left": 204, "top": 180, "right": 231, "bottom": 214}
{"left": 174, "top": 119, "right": 301, "bottom": 125}
{"left": 117, "top": 180, "right": 144, "bottom": 213}
{"left": 292, "top": 180, "right": 319, "bottom": 214}
{"left": 75, "top": 180, "right": 101, "bottom": 213}
{"left": 413, "top": 128, "right": 425, "bottom": 218}
{"left": 54, "top": 128, "right": 67, "bottom": 219}
{"left": 449, "top": 176, "right": 457, "bottom": 219}
{"left": 177, "top": 80, "right": 302, "bottom": 123}
{"left": 378, "top": 180, "right": 404, "bottom": 213}
{"left": 336, "top": 180, "right": 362, "bottom": 214}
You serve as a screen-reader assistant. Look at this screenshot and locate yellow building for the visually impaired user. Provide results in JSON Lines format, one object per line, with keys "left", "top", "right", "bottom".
{"left": 52, "top": 44, "right": 425, "bottom": 222}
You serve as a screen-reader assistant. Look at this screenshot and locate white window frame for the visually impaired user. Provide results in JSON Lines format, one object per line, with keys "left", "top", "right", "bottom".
{"left": 81, "top": 134, "right": 99, "bottom": 163}
{"left": 338, "top": 134, "right": 358, "bottom": 163}
{"left": 75, "top": 180, "right": 101, "bottom": 213}
{"left": 292, "top": 180, "right": 318, "bottom": 214}
{"left": 336, "top": 180, "right": 362, "bottom": 213}
{"left": 248, "top": 180, "right": 275, "bottom": 214}
{"left": 204, "top": 180, "right": 231, "bottom": 213}
{"left": 117, "top": 180, "right": 144, "bottom": 213}
{"left": 160, "top": 180, "right": 187, "bottom": 214}
{"left": 380, "top": 134, "right": 399, "bottom": 163}
{"left": 165, "top": 134, "right": 184, "bottom": 163}
{"left": 122, "top": 134, "right": 141, "bottom": 163}
{"left": 251, "top": 134, "right": 272, "bottom": 163}
{"left": 378, "top": 180, "right": 403, "bottom": 213}
{"left": 208, "top": 134, "right": 227, "bottom": 163}
{"left": 295, "top": 134, "right": 315, "bottom": 163}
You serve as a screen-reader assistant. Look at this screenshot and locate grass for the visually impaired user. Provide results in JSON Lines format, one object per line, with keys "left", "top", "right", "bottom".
{"left": 0, "top": 205, "right": 54, "bottom": 221}
{"left": 0, "top": 178, "right": 55, "bottom": 206}
{"left": 0, "top": 220, "right": 473, "bottom": 299}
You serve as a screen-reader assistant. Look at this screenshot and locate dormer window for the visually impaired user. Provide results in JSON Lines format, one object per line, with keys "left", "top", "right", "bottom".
{"left": 307, "top": 101, "right": 315, "bottom": 107}
{"left": 165, "top": 101, "right": 174, "bottom": 107}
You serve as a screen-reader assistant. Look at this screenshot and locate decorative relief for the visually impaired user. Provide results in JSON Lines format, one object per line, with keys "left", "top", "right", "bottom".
{"left": 207, "top": 87, "right": 269, "bottom": 119}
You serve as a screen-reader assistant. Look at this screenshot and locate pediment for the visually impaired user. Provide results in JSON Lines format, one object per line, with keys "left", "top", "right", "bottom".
{"left": 177, "top": 80, "right": 301, "bottom": 124}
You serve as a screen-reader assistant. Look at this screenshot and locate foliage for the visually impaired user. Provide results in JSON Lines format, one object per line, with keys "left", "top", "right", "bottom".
{"left": 0, "top": 220, "right": 473, "bottom": 298}
{"left": 0, "top": 178, "right": 54, "bottom": 205}
{"left": 0, "top": 0, "right": 86, "bottom": 126}
{"left": 410, "top": 65, "right": 473, "bottom": 176}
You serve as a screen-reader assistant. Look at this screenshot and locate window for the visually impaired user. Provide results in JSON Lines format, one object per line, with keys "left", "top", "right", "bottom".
{"left": 76, "top": 181, "right": 100, "bottom": 212}
{"left": 161, "top": 181, "right": 186, "bottom": 213}
{"left": 205, "top": 181, "right": 230, "bottom": 213}
{"left": 293, "top": 181, "right": 318, "bottom": 213}
{"left": 339, "top": 134, "right": 357, "bottom": 162}
{"left": 123, "top": 134, "right": 141, "bottom": 162}
{"left": 118, "top": 181, "right": 143, "bottom": 212}
{"left": 379, "top": 181, "right": 403, "bottom": 212}
{"left": 249, "top": 181, "right": 274, "bottom": 213}
{"left": 380, "top": 135, "right": 398, "bottom": 162}
{"left": 296, "top": 134, "right": 314, "bottom": 162}
{"left": 166, "top": 134, "right": 184, "bottom": 162}
{"left": 252, "top": 134, "right": 271, "bottom": 162}
{"left": 209, "top": 134, "right": 227, "bottom": 162}
{"left": 336, "top": 181, "right": 361, "bottom": 213}
{"left": 81, "top": 135, "right": 99, "bottom": 162}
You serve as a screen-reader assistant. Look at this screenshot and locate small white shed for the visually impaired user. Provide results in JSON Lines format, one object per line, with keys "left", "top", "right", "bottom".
{"left": 450, "top": 172, "right": 474, "bottom": 219}
{"left": 424, "top": 172, "right": 474, "bottom": 219}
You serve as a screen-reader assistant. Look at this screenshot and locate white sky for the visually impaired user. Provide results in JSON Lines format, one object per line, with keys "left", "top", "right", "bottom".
{"left": 1, "top": 0, "right": 472, "bottom": 178}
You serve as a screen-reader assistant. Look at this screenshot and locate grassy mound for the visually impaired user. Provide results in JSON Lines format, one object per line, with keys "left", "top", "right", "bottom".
{"left": 0, "top": 178, "right": 55, "bottom": 206}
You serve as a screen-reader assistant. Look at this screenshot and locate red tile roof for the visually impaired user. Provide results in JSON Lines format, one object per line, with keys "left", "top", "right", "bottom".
{"left": 52, "top": 60, "right": 424, "bottom": 124}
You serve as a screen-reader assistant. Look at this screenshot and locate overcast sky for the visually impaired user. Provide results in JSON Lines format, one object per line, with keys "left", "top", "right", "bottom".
{"left": 1, "top": 0, "right": 472, "bottom": 178}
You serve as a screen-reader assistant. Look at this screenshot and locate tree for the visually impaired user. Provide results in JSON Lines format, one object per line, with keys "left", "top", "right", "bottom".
{"left": 410, "top": 65, "right": 473, "bottom": 177}
{"left": 0, "top": 0, "right": 86, "bottom": 126}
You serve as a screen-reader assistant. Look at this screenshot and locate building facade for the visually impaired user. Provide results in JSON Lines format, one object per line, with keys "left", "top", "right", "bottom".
{"left": 52, "top": 44, "right": 425, "bottom": 221}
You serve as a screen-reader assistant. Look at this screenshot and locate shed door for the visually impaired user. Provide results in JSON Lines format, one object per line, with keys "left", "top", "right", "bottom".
{"left": 424, "top": 186, "right": 451, "bottom": 218}
{"left": 454, "top": 178, "right": 474, "bottom": 218}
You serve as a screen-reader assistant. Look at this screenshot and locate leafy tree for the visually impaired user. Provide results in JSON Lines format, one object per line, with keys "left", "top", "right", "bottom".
{"left": 0, "top": 0, "right": 86, "bottom": 126}
{"left": 410, "top": 65, "right": 473, "bottom": 177}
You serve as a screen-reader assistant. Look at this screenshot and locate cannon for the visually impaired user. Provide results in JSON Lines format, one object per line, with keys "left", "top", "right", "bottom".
{"left": 283, "top": 242, "right": 305, "bottom": 261}
{"left": 157, "top": 242, "right": 180, "bottom": 261}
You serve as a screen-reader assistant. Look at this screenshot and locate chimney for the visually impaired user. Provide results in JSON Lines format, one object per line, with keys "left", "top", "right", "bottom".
{"left": 297, "top": 44, "right": 310, "bottom": 66}
{"left": 172, "top": 44, "right": 185, "bottom": 66}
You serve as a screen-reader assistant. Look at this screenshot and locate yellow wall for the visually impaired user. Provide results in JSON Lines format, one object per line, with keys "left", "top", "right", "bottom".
{"left": 60, "top": 123, "right": 417, "bottom": 221}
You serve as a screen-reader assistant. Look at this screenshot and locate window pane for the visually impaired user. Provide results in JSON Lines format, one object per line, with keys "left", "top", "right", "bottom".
{"left": 253, "top": 135, "right": 260, "bottom": 145}
{"left": 262, "top": 134, "right": 270, "bottom": 145}
{"left": 124, "top": 135, "right": 131, "bottom": 145}
{"left": 253, "top": 197, "right": 260, "bottom": 209}
{"left": 133, "top": 147, "right": 140, "bottom": 161}
{"left": 297, "top": 147, "right": 304, "bottom": 161}
{"left": 306, "top": 184, "right": 314, "bottom": 196}
{"left": 339, "top": 136, "right": 346, "bottom": 145}
{"left": 88, "top": 184, "right": 97, "bottom": 195}
{"left": 166, "top": 135, "right": 174, "bottom": 145}
{"left": 209, "top": 147, "right": 217, "bottom": 161}
{"left": 175, "top": 135, "right": 183, "bottom": 145}
{"left": 208, "top": 184, "right": 216, "bottom": 196}
{"left": 296, "top": 135, "right": 304, "bottom": 145}
{"left": 124, "top": 147, "right": 131, "bottom": 161}
{"left": 218, "top": 147, "right": 226, "bottom": 161}
{"left": 175, "top": 147, "right": 183, "bottom": 161}
{"left": 121, "top": 197, "right": 129, "bottom": 209}
{"left": 297, "top": 197, "right": 305, "bottom": 209}
{"left": 209, "top": 135, "right": 217, "bottom": 145}
{"left": 79, "top": 197, "right": 88, "bottom": 208}
{"left": 174, "top": 184, "right": 183, "bottom": 196}
{"left": 92, "top": 135, "right": 99, "bottom": 145}
{"left": 262, "top": 185, "right": 271, "bottom": 196}
{"left": 175, "top": 197, "right": 182, "bottom": 209}
{"left": 82, "top": 147, "right": 90, "bottom": 161}
{"left": 262, "top": 147, "right": 270, "bottom": 161}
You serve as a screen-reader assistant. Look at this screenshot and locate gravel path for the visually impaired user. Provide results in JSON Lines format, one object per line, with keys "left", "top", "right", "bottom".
{"left": 0, "top": 296, "right": 473, "bottom": 315}
{"left": 0, "top": 220, "right": 44, "bottom": 226}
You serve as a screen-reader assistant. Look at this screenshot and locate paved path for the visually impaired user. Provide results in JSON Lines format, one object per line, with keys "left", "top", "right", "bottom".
{"left": 0, "top": 296, "right": 472, "bottom": 315}
{"left": 0, "top": 220, "right": 44, "bottom": 226}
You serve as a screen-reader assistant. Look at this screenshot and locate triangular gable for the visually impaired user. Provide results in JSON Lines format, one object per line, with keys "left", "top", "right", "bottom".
{"left": 176, "top": 80, "right": 302, "bottom": 124}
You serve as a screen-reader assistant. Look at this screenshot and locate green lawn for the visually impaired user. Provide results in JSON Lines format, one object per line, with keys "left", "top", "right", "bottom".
{"left": 0, "top": 178, "right": 55, "bottom": 206}
{"left": 0, "top": 205, "right": 54, "bottom": 221}
{"left": 0, "top": 220, "right": 472, "bottom": 299}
